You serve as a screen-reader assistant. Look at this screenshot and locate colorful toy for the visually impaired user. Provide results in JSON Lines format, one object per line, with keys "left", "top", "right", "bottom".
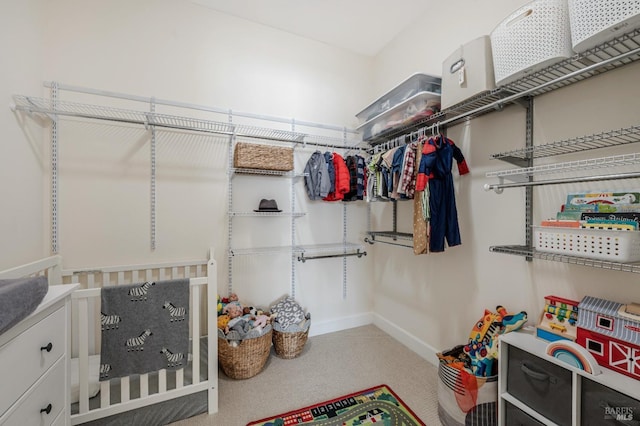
{"left": 536, "top": 295, "right": 579, "bottom": 342}
{"left": 576, "top": 296, "right": 640, "bottom": 381}
{"left": 217, "top": 314, "right": 230, "bottom": 330}
{"left": 217, "top": 294, "right": 223, "bottom": 315}
{"left": 464, "top": 305, "right": 527, "bottom": 377}
{"left": 545, "top": 340, "right": 601, "bottom": 375}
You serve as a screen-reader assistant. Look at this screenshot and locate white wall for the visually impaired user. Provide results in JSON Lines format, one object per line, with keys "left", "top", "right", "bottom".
{"left": 0, "top": 0, "right": 48, "bottom": 268}
{"left": 371, "top": 1, "right": 640, "bottom": 360}
{"left": 4, "top": 0, "right": 375, "bottom": 332}
{"left": 5, "top": 0, "right": 640, "bottom": 361}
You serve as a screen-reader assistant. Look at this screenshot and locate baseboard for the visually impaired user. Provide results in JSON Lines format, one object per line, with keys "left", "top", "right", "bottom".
{"left": 309, "top": 312, "right": 374, "bottom": 337}
{"left": 372, "top": 313, "right": 440, "bottom": 367}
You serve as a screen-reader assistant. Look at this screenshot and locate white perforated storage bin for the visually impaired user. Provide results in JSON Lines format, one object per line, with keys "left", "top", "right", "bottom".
{"left": 568, "top": 0, "right": 640, "bottom": 52}
{"left": 490, "top": 0, "right": 574, "bottom": 86}
{"left": 534, "top": 226, "right": 640, "bottom": 262}
{"left": 441, "top": 36, "right": 495, "bottom": 110}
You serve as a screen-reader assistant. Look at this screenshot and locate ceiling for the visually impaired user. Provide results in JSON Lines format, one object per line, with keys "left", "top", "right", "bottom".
{"left": 191, "top": 0, "right": 432, "bottom": 57}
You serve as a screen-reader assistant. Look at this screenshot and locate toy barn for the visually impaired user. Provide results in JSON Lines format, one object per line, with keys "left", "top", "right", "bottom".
{"left": 576, "top": 296, "right": 640, "bottom": 381}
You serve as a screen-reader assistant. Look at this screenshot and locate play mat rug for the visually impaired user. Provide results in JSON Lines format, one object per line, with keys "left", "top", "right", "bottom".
{"left": 246, "top": 384, "right": 425, "bottom": 426}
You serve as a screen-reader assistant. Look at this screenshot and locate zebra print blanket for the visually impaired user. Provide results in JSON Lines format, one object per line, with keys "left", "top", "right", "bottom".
{"left": 99, "top": 279, "right": 189, "bottom": 381}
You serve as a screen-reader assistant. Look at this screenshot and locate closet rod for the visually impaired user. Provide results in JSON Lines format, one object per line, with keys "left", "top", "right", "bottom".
{"left": 297, "top": 250, "right": 367, "bottom": 262}
{"left": 484, "top": 170, "right": 640, "bottom": 192}
{"left": 439, "top": 45, "right": 640, "bottom": 129}
{"left": 43, "top": 81, "right": 360, "bottom": 135}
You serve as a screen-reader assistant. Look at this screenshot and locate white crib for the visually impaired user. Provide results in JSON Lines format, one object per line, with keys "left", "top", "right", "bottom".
{"left": 1, "top": 250, "right": 218, "bottom": 425}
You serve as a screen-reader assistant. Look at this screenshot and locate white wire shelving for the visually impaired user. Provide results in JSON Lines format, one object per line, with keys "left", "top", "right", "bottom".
{"left": 365, "top": 28, "right": 640, "bottom": 147}
{"left": 485, "top": 151, "right": 640, "bottom": 192}
{"left": 491, "top": 125, "right": 640, "bottom": 165}
{"left": 490, "top": 245, "right": 640, "bottom": 274}
{"left": 228, "top": 211, "right": 306, "bottom": 218}
{"left": 11, "top": 95, "right": 363, "bottom": 149}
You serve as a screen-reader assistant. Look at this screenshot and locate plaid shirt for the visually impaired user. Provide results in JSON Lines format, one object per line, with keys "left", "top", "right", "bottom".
{"left": 399, "top": 142, "right": 416, "bottom": 198}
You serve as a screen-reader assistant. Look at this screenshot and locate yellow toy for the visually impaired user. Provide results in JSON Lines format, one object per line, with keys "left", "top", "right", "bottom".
{"left": 217, "top": 314, "right": 230, "bottom": 330}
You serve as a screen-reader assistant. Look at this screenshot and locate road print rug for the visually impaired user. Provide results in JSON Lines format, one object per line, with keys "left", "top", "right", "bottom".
{"left": 246, "top": 384, "right": 425, "bottom": 425}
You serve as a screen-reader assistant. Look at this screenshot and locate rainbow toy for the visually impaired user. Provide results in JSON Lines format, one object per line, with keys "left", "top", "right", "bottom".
{"left": 545, "top": 340, "right": 601, "bottom": 375}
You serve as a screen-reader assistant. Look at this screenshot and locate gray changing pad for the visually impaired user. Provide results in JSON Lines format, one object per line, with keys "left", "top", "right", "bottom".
{"left": 0, "top": 276, "right": 49, "bottom": 335}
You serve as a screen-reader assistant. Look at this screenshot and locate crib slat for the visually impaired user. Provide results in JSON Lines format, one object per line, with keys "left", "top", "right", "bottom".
{"left": 159, "top": 369, "right": 167, "bottom": 392}
{"left": 185, "top": 265, "right": 191, "bottom": 279}
{"left": 146, "top": 269, "right": 152, "bottom": 282}
{"left": 87, "top": 273, "right": 99, "bottom": 354}
{"left": 78, "top": 297, "right": 90, "bottom": 414}
{"left": 172, "top": 266, "right": 178, "bottom": 278}
{"left": 100, "top": 381, "right": 110, "bottom": 407}
{"left": 132, "top": 270, "right": 139, "bottom": 283}
{"left": 140, "top": 373, "right": 149, "bottom": 397}
{"left": 121, "top": 377, "right": 130, "bottom": 402}
{"left": 118, "top": 271, "right": 125, "bottom": 284}
{"left": 176, "top": 368, "right": 184, "bottom": 388}
{"left": 159, "top": 268, "right": 166, "bottom": 280}
{"left": 192, "top": 285, "right": 201, "bottom": 384}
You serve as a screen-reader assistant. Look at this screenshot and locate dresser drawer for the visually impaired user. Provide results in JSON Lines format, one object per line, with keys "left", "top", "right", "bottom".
{"left": 0, "top": 306, "right": 66, "bottom": 416}
{"left": 581, "top": 377, "right": 640, "bottom": 425}
{"left": 504, "top": 401, "right": 546, "bottom": 426}
{"left": 507, "top": 345, "right": 572, "bottom": 426}
{"left": 1, "top": 357, "right": 65, "bottom": 426}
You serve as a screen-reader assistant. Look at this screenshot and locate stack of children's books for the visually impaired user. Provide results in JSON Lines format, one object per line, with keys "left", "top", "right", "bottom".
{"left": 542, "top": 190, "right": 640, "bottom": 230}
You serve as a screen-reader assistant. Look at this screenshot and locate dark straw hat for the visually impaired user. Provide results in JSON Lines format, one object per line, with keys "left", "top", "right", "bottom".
{"left": 254, "top": 199, "right": 281, "bottom": 212}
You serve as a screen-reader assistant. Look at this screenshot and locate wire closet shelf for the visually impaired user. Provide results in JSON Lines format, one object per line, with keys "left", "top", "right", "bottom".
{"left": 11, "top": 94, "right": 363, "bottom": 149}
{"left": 365, "top": 27, "right": 640, "bottom": 147}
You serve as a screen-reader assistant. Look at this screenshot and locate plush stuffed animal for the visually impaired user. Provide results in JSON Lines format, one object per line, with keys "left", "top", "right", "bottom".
{"left": 253, "top": 314, "right": 270, "bottom": 329}
{"left": 496, "top": 305, "right": 528, "bottom": 334}
{"left": 217, "top": 314, "right": 230, "bottom": 330}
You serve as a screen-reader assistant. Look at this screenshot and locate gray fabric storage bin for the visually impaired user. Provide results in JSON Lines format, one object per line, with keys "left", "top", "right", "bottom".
{"left": 506, "top": 345, "right": 572, "bottom": 426}
{"left": 581, "top": 378, "right": 640, "bottom": 425}
{"left": 504, "top": 401, "right": 546, "bottom": 426}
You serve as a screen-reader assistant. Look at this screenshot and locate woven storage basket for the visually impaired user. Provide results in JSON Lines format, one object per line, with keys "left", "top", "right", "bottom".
{"left": 568, "top": 0, "right": 640, "bottom": 52}
{"left": 218, "top": 325, "right": 272, "bottom": 379}
{"left": 490, "top": 0, "right": 573, "bottom": 86}
{"left": 272, "top": 319, "right": 310, "bottom": 359}
{"left": 233, "top": 142, "right": 294, "bottom": 171}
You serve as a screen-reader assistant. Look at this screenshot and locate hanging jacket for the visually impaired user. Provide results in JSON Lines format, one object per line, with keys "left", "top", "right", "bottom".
{"left": 416, "top": 135, "right": 469, "bottom": 191}
{"left": 323, "top": 152, "right": 350, "bottom": 201}
{"left": 344, "top": 155, "right": 359, "bottom": 201}
{"left": 304, "top": 151, "right": 331, "bottom": 200}
{"left": 323, "top": 152, "right": 336, "bottom": 194}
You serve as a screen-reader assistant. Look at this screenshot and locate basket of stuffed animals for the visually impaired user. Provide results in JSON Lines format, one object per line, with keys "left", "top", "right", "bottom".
{"left": 218, "top": 326, "right": 272, "bottom": 379}
{"left": 217, "top": 294, "right": 274, "bottom": 379}
{"left": 272, "top": 315, "right": 311, "bottom": 359}
{"left": 270, "top": 296, "right": 311, "bottom": 359}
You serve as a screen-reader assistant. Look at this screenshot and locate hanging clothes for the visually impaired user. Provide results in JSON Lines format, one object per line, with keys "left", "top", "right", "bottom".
{"left": 323, "top": 152, "right": 336, "bottom": 195}
{"left": 323, "top": 152, "right": 350, "bottom": 201}
{"left": 303, "top": 151, "right": 331, "bottom": 200}
{"left": 399, "top": 141, "right": 417, "bottom": 199}
{"left": 344, "top": 155, "right": 366, "bottom": 201}
{"left": 413, "top": 138, "right": 428, "bottom": 255}
{"left": 416, "top": 134, "right": 469, "bottom": 253}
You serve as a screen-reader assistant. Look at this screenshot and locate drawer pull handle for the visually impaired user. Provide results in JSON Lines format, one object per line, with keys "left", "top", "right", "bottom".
{"left": 40, "top": 342, "right": 53, "bottom": 352}
{"left": 521, "top": 362, "right": 549, "bottom": 381}
{"left": 40, "top": 404, "right": 52, "bottom": 415}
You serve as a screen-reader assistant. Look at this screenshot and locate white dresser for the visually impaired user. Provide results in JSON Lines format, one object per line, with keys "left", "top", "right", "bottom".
{"left": 0, "top": 284, "right": 78, "bottom": 426}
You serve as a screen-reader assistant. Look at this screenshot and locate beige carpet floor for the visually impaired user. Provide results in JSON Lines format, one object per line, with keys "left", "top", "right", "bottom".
{"left": 170, "top": 324, "right": 443, "bottom": 425}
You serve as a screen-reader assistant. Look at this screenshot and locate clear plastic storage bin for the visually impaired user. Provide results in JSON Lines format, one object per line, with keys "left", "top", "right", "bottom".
{"left": 356, "top": 73, "right": 441, "bottom": 124}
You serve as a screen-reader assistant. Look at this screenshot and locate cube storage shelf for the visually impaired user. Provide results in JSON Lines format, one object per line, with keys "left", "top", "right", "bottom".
{"left": 498, "top": 331, "right": 640, "bottom": 426}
